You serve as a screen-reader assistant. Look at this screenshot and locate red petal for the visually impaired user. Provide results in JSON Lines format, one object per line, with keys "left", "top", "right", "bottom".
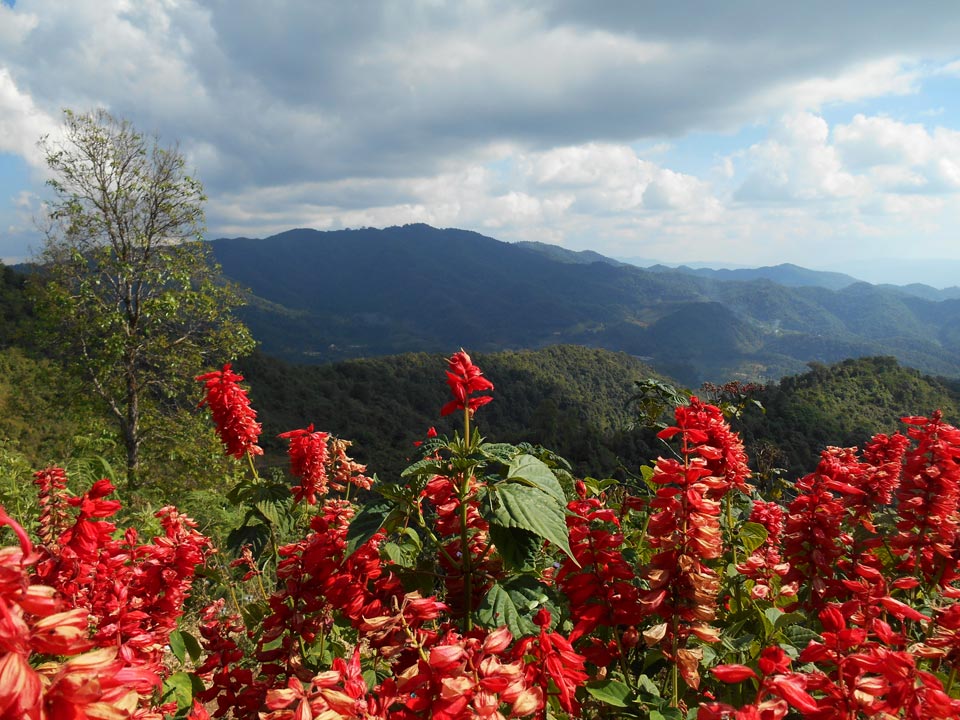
{"left": 711, "top": 664, "right": 757, "bottom": 683}
{"left": 771, "top": 675, "right": 819, "bottom": 714}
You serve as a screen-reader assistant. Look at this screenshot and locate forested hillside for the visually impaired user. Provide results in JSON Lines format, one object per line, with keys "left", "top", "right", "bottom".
{"left": 237, "top": 348, "right": 960, "bottom": 488}
{"left": 4, "top": 252, "right": 960, "bottom": 494}
{"left": 742, "top": 356, "right": 960, "bottom": 478}
{"left": 237, "top": 345, "right": 667, "bottom": 480}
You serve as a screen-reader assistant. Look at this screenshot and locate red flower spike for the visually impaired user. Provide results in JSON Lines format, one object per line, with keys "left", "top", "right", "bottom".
{"left": 440, "top": 349, "right": 494, "bottom": 417}
{"left": 640, "top": 398, "right": 746, "bottom": 684}
{"left": 279, "top": 424, "right": 330, "bottom": 504}
{"left": 891, "top": 411, "right": 960, "bottom": 587}
{"left": 197, "top": 363, "right": 263, "bottom": 459}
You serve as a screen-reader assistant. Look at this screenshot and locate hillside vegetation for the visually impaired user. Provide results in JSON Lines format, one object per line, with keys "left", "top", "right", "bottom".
{"left": 742, "top": 356, "right": 960, "bottom": 481}
{"left": 5, "top": 245, "right": 960, "bottom": 497}
{"left": 237, "top": 348, "right": 960, "bottom": 488}
{"left": 237, "top": 345, "right": 668, "bottom": 480}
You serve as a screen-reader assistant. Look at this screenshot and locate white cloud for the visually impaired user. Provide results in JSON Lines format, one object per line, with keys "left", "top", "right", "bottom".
{"left": 834, "top": 114, "right": 935, "bottom": 167}
{"left": 0, "top": 68, "right": 58, "bottom": 167}
{"left": 0, "top": 3, "right": 38, "bottom": 46}
{"left": 834, "top": 114, "right": 960, "bottom": 192}
{"left": 735, "top": 112, "right": 864, "bottom": 202}
{"left": 761, "top": 58, "right": 920, "bottom": 112}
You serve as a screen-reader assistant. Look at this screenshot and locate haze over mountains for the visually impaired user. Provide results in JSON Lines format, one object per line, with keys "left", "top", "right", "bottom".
{"left": 210, "top": 224, "right": 960, "bottom": 385}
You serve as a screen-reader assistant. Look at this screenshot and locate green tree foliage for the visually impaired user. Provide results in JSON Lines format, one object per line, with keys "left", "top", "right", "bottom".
{"left": 238, "top": 345, "right": 669, "bottom": 481}
{"left": 0, "top": 262, "right": 35, "bottom": 349}
{"left": 741, "top": 356, "right": 960, "bottom": 481}
{"left": 32, "top": 109, "right": 254, "bottom": 489}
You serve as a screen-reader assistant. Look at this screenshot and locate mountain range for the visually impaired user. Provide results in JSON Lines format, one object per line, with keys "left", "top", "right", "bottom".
{"left": 210, "top": 224, "right": 960, "bottom": 384}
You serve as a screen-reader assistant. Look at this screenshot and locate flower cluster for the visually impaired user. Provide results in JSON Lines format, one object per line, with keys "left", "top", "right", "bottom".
{"left": 440, "top": 349, "right": 494, "bottom": 417}
{"left": 188, "top": 350, "right": 960, "bottom": 719}
{"left": 640, "top": 397, "right": 749, "bottom": 687}
{"left": 735, "top": 500, "right": 789, "bottom": 600}
{"left": 891, "top": 412, "right": 960, "bottom": 586}
{"left": 196, "top": 363, "right": 263, "bottom": 458}
{"left": 556, "top": 493, "right": 645, "bottom": 652}
{"left": 279, "top": 427, "right": 374, "bottom": 505}
{"left": 278, "top": 424, "right": 330, "bottom": 504}
{"left": 0, "top": 506, "right": 161, "bottom": 718}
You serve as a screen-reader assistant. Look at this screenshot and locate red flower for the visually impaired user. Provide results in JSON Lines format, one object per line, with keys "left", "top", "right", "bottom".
{"left": 736, "top": 501, "right": 788, "bottom": 601}
{"left": 328, "top": 437, "right": 373, "bottom": 493}
{"left": 187, "top": 701, "right": 211, "bottom": 720}
{"left": 891, "top": 412, "right": 960, "bottom": 587}
{"left": 33, "top": 467, "right": 70, "bottom": 550}
{"left": 279, "top": 425, "right": 330, "bottom": 504}
{"left": 413, "top": 426, "right": 438, "bottom": 447}
{"left": 440, "top": 350, "right": 494, "bottom": 417}
{"left": 782, "top": 449, "right": 850, "bottom": 610}
{"left": 557, "top": 496, "right": 645, "bottom": 644}
{"left": 196, "top": 364, "right": 263, "bottom": 459}
{"left": 514, "top": 610, "right": 588, "bottom": 715}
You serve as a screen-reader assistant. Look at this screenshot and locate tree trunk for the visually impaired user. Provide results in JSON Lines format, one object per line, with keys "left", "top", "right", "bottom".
{"left": 124, "top": 370, "right": 141, "bottom": 490}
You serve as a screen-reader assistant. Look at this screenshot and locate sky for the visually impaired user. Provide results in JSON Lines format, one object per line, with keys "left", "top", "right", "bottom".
{"left": 5, "top": 2, "right": 960, "bottom": 285}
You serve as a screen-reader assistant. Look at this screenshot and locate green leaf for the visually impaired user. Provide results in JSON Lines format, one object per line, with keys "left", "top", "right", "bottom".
{"left": 740, "top": 522, "right": 768, "bottom": 554}
{"left": 345, "top": 497, "right": 396, "bottom": 557}
{"left": 582, "top": 476, "right": 620, "bottom": 495}
{"left": 650, "top": 707, "right": 684, "bottom": 720}
{"left": 784, "top": 624, "right": 822, "bottom": 646}
{"left": 507, "top": 454, "right": 567, "bottom": 505}
{"left": 484, "top": 483, "right": 572, "bottom": 560}
{"left": 584, "top": 679, "right": 633, "bottom": 707}
{"left": 640, "top": 464, "right": 657, "bottom": 492}
{"left": 226, "top": 522, "right": 270, "bottom": 558}
{"left": 382, "top": 529, "right": 422, "bottom": 569}
{"left": 240, "top": 601, "right": 267, "bottom": 632}
{"left": 489, "top": 524, "right": 542, "bottom": 570}
{"left": 764, "top": 607, "right": 785, "bottom": 630}
{"left": 181, "top": 629, "right": 203, "bottom": 663}
{"left": 161, "top": 671, "right": 204, "bottom": 710}
{"left": 481, "top": 442, "right": 519, "bottom": 462}
{"left": 254, "top": 499, "right": 284, "bottom": 528}
{"left": 774, "top": 611, "right": 807, "bottom": 630}
{"left": 400, "top": 457, "right": 443, "bottom": 478}
{"left": 169, "top": 629, "right": 186, "bottom": 664}
{"left": 636, "top": 673, "right": 660, "bottom": 698}
{"left": 476, "top": 576, "right": 556, "bottom": 638}
{"left": 757, "top": 605, "right": 774, "bottom": 638}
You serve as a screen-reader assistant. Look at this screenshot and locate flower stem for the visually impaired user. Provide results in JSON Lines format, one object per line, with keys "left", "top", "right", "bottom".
{"left": 460, "top": 471, "right": 474, "bottom": 632}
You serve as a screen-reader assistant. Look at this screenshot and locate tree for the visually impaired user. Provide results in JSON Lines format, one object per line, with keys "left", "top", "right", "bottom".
{"left": 33, "top": 109, "right": 254, "bottom": 489}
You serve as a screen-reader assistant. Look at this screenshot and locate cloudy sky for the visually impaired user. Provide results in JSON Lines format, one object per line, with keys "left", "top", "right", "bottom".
{"left": 4, "top": 1, "right": 960, "bottom": 284}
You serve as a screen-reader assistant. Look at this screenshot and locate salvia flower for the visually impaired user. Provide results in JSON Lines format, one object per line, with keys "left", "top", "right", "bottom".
{"left": 891, "top": 412, "right": 960, "bottom": 587}
{"left": 556, "top": 496, "right": 645, "bottom": 644}
{"left": 782, "top": 448, "right": 851, "bottom": 610}
{"left": 279, "top": 424, "right": 331, "bottom": 504}
{"left": 33, "top": 467, "right": 71, "bottom": 550}
{"left": 736, "top": 500, "right": 789, "bottom": 601}
{"left": 196, "top": 363, "right": 263, "bottom": 459}
{"left": 440, "top": 349, "right": 494, "bottom": 417}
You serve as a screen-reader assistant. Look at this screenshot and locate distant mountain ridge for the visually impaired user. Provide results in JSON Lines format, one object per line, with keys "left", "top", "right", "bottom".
{"left": 210, "top": 224, "right": 960, "bottom": 384}
{"left": 525, "top": 244, "right": 960, "bottom": 299}
{"left": 640, "top": 262, "right": 859, "bottom": 292}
